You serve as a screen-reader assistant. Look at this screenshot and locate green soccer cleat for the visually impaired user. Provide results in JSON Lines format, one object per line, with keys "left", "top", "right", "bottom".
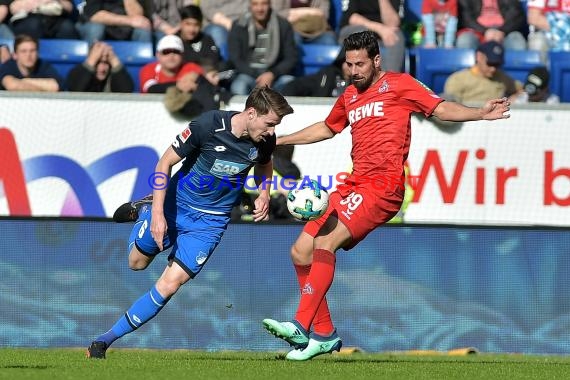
{"left": 262, "top": 319, "right": 309, "bottom": 349}
{"left": 285, "top": 330, "right": 342, "bottom": 361}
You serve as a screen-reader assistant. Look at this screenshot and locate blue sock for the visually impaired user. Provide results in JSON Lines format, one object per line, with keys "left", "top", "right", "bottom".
{"left": 96, "top": 286, "right": 169, "bottom": 347}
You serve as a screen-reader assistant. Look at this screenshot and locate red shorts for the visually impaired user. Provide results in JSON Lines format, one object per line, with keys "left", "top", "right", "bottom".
{"left": 303, "top": 183, "right": 404, "bottom": 250}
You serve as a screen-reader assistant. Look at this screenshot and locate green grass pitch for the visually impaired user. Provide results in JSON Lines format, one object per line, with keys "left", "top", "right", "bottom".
{"left": 2, "top": 349, "right": 570, "bottom": 380}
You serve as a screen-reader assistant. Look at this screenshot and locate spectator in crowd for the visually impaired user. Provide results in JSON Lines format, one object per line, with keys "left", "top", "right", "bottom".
{"left": 527, "top": 0, "right": 570, "bottom": 57}
{"left": 66, "top": 41, "right": 134, "bottom": 92}
{"left": 151, "top": 0, "right": 182, "bottom": 39}
{"left": 0, "top": 43, "right": 10, "bottom": 63}
{"left": 281, "top": 46, "right": 349, "bottom": 97}
{"left": 178, "top": 5, "right": 221, "bottom": 71}
{"left": 455, "top": 0, "right": 527, "bottom": 50}
{"left": 8, "top": 0, "right": 79, "bottom": 39}
{"left": 513, "top": 65, "right": 560, "bottom": 104}
{"left": 271, "top": 0, "right": 338, "bottom": 45}
{"left": 0, "top": 34, "right": 63, "bottom": 91}
{"left": 1, "top": 0, "right": 15, "bottom": 39}
{"left": 443, "top": 40, "right": 522, "bottom": 103}
{"left": 139, "top": 34, "right": 202, "bottom": 92}
{"left": 421, "top": 0, "right": 458, "bottom": 48}
{"left": 337, "top": 0, "right": 405, "bottom": 72}
{"left": 227, "top": 0, "right": 298, "bottom": 95}
{"left": 151, "top": 0, "right": 201, "bottom": 40}
{"left": 77, "top": 0, "right": 152, "bottom": 45}
{"left": 140, "top": 34, "right": 227, "bottom": 118}
{"left": 201, "top": 0, "right": 248, "bottom": 56}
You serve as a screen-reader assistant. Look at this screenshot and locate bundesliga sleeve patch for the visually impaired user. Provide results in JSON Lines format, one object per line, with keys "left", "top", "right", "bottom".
{"left": 179, "top": 126, "right": 192, "bottom": 143}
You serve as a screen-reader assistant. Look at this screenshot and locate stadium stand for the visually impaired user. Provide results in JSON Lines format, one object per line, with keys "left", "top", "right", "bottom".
{"left": 414, "top": 47, "right": 474, "bottom": 94}
{"left": 38, "top": 39, "right": 89, "bottom": 79}
{"left": 299, "top": 43, "right": 341, "bottom": 75}
{"left": 104, "top": 41, "right": 154, "bottom": 92}
{"left": 549, "top": 51, "right": 570, "bottom": 103}
{"left": 503, "top": 49, "right": 543, "bottom": 83}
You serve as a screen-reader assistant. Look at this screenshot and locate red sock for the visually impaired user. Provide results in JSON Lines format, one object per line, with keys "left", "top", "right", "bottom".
{"left": 294, "top": 264, "right": 334, "bottom": 335}
{"left": 294, "top": 249, "right": 336, "bottom": 332}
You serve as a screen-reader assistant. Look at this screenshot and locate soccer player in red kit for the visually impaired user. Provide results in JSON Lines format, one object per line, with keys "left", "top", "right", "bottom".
{"left": 262, "top": 30, "right": 511, "bottom": 361}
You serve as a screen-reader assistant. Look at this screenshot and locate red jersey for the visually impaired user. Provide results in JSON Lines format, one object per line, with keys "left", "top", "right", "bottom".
{"left": 139, "top": 62, "right": 203, "bottom": 93}
{"left": 325, "top": 72, "right": 443, "bottom": 185}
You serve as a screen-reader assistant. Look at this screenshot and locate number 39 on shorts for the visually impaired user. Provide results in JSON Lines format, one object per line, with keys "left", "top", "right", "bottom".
{"left": 340, "top": 192, "right": 363, "bottom": 218}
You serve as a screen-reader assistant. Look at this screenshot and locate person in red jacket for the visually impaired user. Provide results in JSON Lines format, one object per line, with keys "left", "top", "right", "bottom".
{"left": 139, "top": 34, "right": 203, "bottom": 94}
{"left": 139, "top": 34, "right": 229, "bottom": 118}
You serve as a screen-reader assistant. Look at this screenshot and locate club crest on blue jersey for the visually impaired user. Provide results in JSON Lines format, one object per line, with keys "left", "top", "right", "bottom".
{"left": 196, "top": 251, "right": 208, "bottom": 265}
{"left": 248, "top": 148, "right": 258, "bottom": 160}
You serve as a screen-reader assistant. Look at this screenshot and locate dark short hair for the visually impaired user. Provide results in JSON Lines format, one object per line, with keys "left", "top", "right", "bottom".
{"left": 245, "top": 86, "right": 293, "bottom": 119}
{"left": 179, "top": 5, "right": 203, "bottom": 23}
{"left": 343, "top": 31, "right": 379, "bottom": 59}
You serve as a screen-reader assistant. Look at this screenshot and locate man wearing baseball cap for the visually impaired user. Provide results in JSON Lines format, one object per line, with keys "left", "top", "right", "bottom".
{"left": 139, "top": 34, "right": 229, "bottom": 118}
{"left": 514, "top": 66, "right": 560, "bottom": 104}
{"left": 443, "top": 41, "right": 523, "bottom": 103}
{"left": 139, "top": 35, "right": 204, "bottom": 93}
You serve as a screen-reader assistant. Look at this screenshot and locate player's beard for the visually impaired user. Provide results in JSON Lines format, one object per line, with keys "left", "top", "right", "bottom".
{"left": 352, "top": 74, "right": 374, "bottom": 92}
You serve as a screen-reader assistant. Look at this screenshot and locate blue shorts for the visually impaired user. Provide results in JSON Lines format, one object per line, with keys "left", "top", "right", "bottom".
{"left": 132, "top": 204, "right": 230, "bottom": 278}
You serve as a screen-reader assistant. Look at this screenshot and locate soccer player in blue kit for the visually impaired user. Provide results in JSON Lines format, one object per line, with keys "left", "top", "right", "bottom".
{"left": 87, "top": 86, "right": 294, "bottom": 359}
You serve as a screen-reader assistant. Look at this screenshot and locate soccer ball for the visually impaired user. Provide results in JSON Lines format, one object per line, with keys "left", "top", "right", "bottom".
{"left": 287, "top": 180, "right": 329, "bottom": 221}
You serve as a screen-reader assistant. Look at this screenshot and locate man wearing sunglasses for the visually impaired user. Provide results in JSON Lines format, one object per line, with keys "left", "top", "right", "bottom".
{"left": 139, "top": 34, "right": 227, "bottom": 118}
{"left": 139, "top": 34, "right": 203, "bottom": 94}
{"left": 442, "top": 41, "right": 523, "bottom": 104}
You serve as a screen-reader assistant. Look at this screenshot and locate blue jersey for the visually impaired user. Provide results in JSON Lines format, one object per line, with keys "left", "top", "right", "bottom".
{"left": 169, "top": 110, "right": 275, "bottom": 214}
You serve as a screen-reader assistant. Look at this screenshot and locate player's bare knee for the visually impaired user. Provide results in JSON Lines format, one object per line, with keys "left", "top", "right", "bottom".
{"left": 128, "top": 259, "right": 148, "bottom": 271}
{"left": 128, "top": 246, "right": 151, "bottom": 271}
{"left": 291, "top": 243, "right": 311, "bottom": 265}
{"left": 156, "top": 281, "right": 180, "bottom": 298}
{"left": 313, "top": 235, "right": 340, "bottom": 253}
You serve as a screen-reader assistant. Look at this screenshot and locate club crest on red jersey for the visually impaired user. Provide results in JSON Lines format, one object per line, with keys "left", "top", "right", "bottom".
{"left": 378, "top": 80, "right": 389, "bottom": 93}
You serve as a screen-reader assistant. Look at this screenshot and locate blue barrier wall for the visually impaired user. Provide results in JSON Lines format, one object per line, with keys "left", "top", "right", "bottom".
{"left": 1, "top": 220, "right": 570, "bottom": 354}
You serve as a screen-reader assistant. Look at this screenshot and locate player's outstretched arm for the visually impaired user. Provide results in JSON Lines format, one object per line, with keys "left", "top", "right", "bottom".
{"left": 432, "top": 97, "right": 510, "bottom": 122}
{"left": 151, "top": 146, "right": 183, "bottom": 250}
{"left": 277, "top": 121, "right": 335, "bottom": 146}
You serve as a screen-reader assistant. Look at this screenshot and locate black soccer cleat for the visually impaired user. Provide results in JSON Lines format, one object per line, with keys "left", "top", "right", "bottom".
{"left": 112, "top": 194, "right": 153, "bottom": 223}
{"left": 86, "top": 341, "right": 108, "bottom": 359}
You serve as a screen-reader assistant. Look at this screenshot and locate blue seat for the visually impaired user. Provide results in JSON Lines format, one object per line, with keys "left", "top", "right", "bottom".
{"left": 404, "top": 0, "right": 423, "bottom": 24}
{"left": 300, "top": 43, "right": 342, "bottom": 75}
{"left": 38, "top": 39, "right": 89, "bottom": 78}
{"left": 549, "top": 51, "right": 570, "bottom": 102}
{"left": 414, "top": 48, "right": 475, "bottom": 94}
{"left": 329, "top": 0, "right": 344, "bottom": 34}
{"left": 105, "top": 41, "right": 154, "bottom": 92}
{"left": 503, "top": 49, "right": 543, "bottom": 83}
{"left": 104, "top": 40, "right": 154, "bottom": 64}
